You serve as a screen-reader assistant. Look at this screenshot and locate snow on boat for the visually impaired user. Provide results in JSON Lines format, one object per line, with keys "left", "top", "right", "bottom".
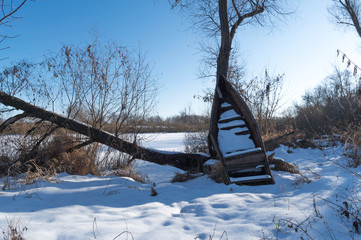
{"left": 208, "top": 76, "right": 275, "bottom": 185}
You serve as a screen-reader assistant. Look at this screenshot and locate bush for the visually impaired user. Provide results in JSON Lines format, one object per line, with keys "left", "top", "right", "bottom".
{"left": 184, "top": 131, "right": 209, "bottom": 154}
{"left": 22, "top": 132, "right": 99, "bottom": 176}
{"left": 0, "top": 131, "right": 100, "bottom": 182}
{"left": 294, "top": 69, "right": 361, "bottom": 137}
{"left": 337, "top": 124, "right": 361, "bottom": 167}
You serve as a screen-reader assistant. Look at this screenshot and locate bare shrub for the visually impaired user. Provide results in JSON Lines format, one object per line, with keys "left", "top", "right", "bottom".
{"left": 21, "top": 131, "right": 99, "bottom": 176}
{"left": 1, "top": 35, "right": 158, "bottom": 182}
{"left": 294, "top": 68, "right": 361, "bottom": 137}
{"left": 0, "top": 130, "right": 100, "bottom": 185}
{"left": 236, "top": 69, "right": 285, "bottom": 136}
{"left": 184, "top": 130, "right": 209, "bottom": 154}
{"left": 337, "top": 124, "right": 361, "bottom": 167}
{"left": 43, "top": 35, "right": 157, "bottom": 136}
{"left": 333, "top": 189, "right": 361, "bottom": 237}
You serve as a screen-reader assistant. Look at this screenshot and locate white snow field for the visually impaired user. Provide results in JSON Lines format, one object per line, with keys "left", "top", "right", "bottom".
{"left": 0, "top": 133, "right": 360, "bottom": 239}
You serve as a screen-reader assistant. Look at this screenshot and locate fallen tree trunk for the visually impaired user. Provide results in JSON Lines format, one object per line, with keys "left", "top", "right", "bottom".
{"left": 0, "top": 91, "right": 210, "bottom": 172}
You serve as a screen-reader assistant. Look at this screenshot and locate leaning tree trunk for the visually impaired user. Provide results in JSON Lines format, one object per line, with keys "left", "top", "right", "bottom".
{"left": 0, "top": 91, "right": 209, "bottom": 172}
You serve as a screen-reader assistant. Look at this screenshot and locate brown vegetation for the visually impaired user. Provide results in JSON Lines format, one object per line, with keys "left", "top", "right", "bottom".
{"left": 171, "top": 171, "right": 201, "bottom": 183}
{"left": 207, "top": 162, "right": 228, "bottom": 184}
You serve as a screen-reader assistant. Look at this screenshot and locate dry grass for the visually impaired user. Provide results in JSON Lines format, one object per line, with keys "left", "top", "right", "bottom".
{"left": 267, "top": 153, "right": 300, "bottom": 174}
{"left": 1, "top": 131, "right": 102, "bottom": 189}
{"left": 208, "top": 162, "right": 228, "bottom": 184}
{"left": 0, "top": 130, "right": 151, "bottom": 188}
{"left": 171, "top": 172, "right": 201, "bottom": 183}
{"left": 10, "top": 132, "right": 99, "bottom": 175}
{"left": 2, "top": 218, "right": 27, "bottom": 240}
{"left": 112, "top": 165, "right": 148, "bottom": 183}
{"left": 339, "top": 125, "right": 361, "bottom": 168}
{"left": 57, "top": 150, "right": 98, "bottom": 175}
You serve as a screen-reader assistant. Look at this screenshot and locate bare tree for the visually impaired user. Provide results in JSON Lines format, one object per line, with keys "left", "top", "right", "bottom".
{"left": 244, "top": 69, "right": 284, "bottom": 135}
{"left": 0, "top": 37, "right": 210, "bottom": 173}
{"left": 329, "top": 0, "right": 361, "bottom": 38}
{"left": 170, "top": 0, "right": 290, "bottom": 81}
{"left": 44, "top": 37, "right": 157, "bottom": 138}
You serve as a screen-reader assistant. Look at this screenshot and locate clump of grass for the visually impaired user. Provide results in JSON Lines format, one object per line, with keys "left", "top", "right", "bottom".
{"left": 2, "top": 218, "right": 28, "bottom": 240}
{"left": 22, "top": 160, "right": 58, "bottom": 185}
{"left": 208, "top": 162, "right": 228, "bottom": 184}
{"left": 150, "top": 187, "right": 158, "bottom": 196}
{"left": 113, "top": 165, "right": 148, "bottom": 183}
{"left": 57, "top": 149, "right": 99, "bottom": 176}
{"left": 267, "top": 153, "right": 300, "bottom": 174}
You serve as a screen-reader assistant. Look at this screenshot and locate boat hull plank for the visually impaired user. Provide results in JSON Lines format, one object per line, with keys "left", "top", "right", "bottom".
{"left": 209, "top": 76, "right": 275, "bottom": 185}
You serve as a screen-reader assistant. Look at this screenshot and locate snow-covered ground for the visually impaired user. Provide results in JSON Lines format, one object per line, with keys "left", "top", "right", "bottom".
{"left": 0, "top": 133, "right": 360, "bottom": 239}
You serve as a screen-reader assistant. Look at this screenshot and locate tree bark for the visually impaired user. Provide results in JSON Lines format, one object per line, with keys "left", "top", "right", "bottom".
{"left": 0, "top": 91, "right": 209, "bottom": 172}
{"left": 216, "top": 0, "right": 231, "bottom": 81}
{"left": 342, "top": 0, "right": 361, "bottom": 38}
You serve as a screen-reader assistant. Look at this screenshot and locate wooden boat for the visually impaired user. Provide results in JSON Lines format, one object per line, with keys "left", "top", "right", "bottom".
{"left": 208, "top": 76, "right": 275, "bottom": 185}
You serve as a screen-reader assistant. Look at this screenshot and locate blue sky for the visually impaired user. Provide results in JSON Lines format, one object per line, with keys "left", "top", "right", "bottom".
{"left": 1, "top": 0, "right": 361, "bottom": 117}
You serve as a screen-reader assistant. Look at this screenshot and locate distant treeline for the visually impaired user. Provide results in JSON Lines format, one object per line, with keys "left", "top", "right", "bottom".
{"left": 0, "top": 113, "right": 210, "bottom": 134}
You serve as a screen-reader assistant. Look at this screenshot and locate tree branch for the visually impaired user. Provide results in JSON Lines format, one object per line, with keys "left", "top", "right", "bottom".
{"left": 67, "top": 139, "right": 93, "bottom": 153}
{"left": 343, "top": 0, "right": 361, "bottom": 38}
{"left": 230, "top": 4, "right": 264, "bottom": 41}
{"left": 0, "top": 91, "right": 209, "bottom": 172}
{"left": 0, "top": 112, "right": 28, "bottom": 133}
{"left": 0, "top": 0, "right": 27, "bottom": 24}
